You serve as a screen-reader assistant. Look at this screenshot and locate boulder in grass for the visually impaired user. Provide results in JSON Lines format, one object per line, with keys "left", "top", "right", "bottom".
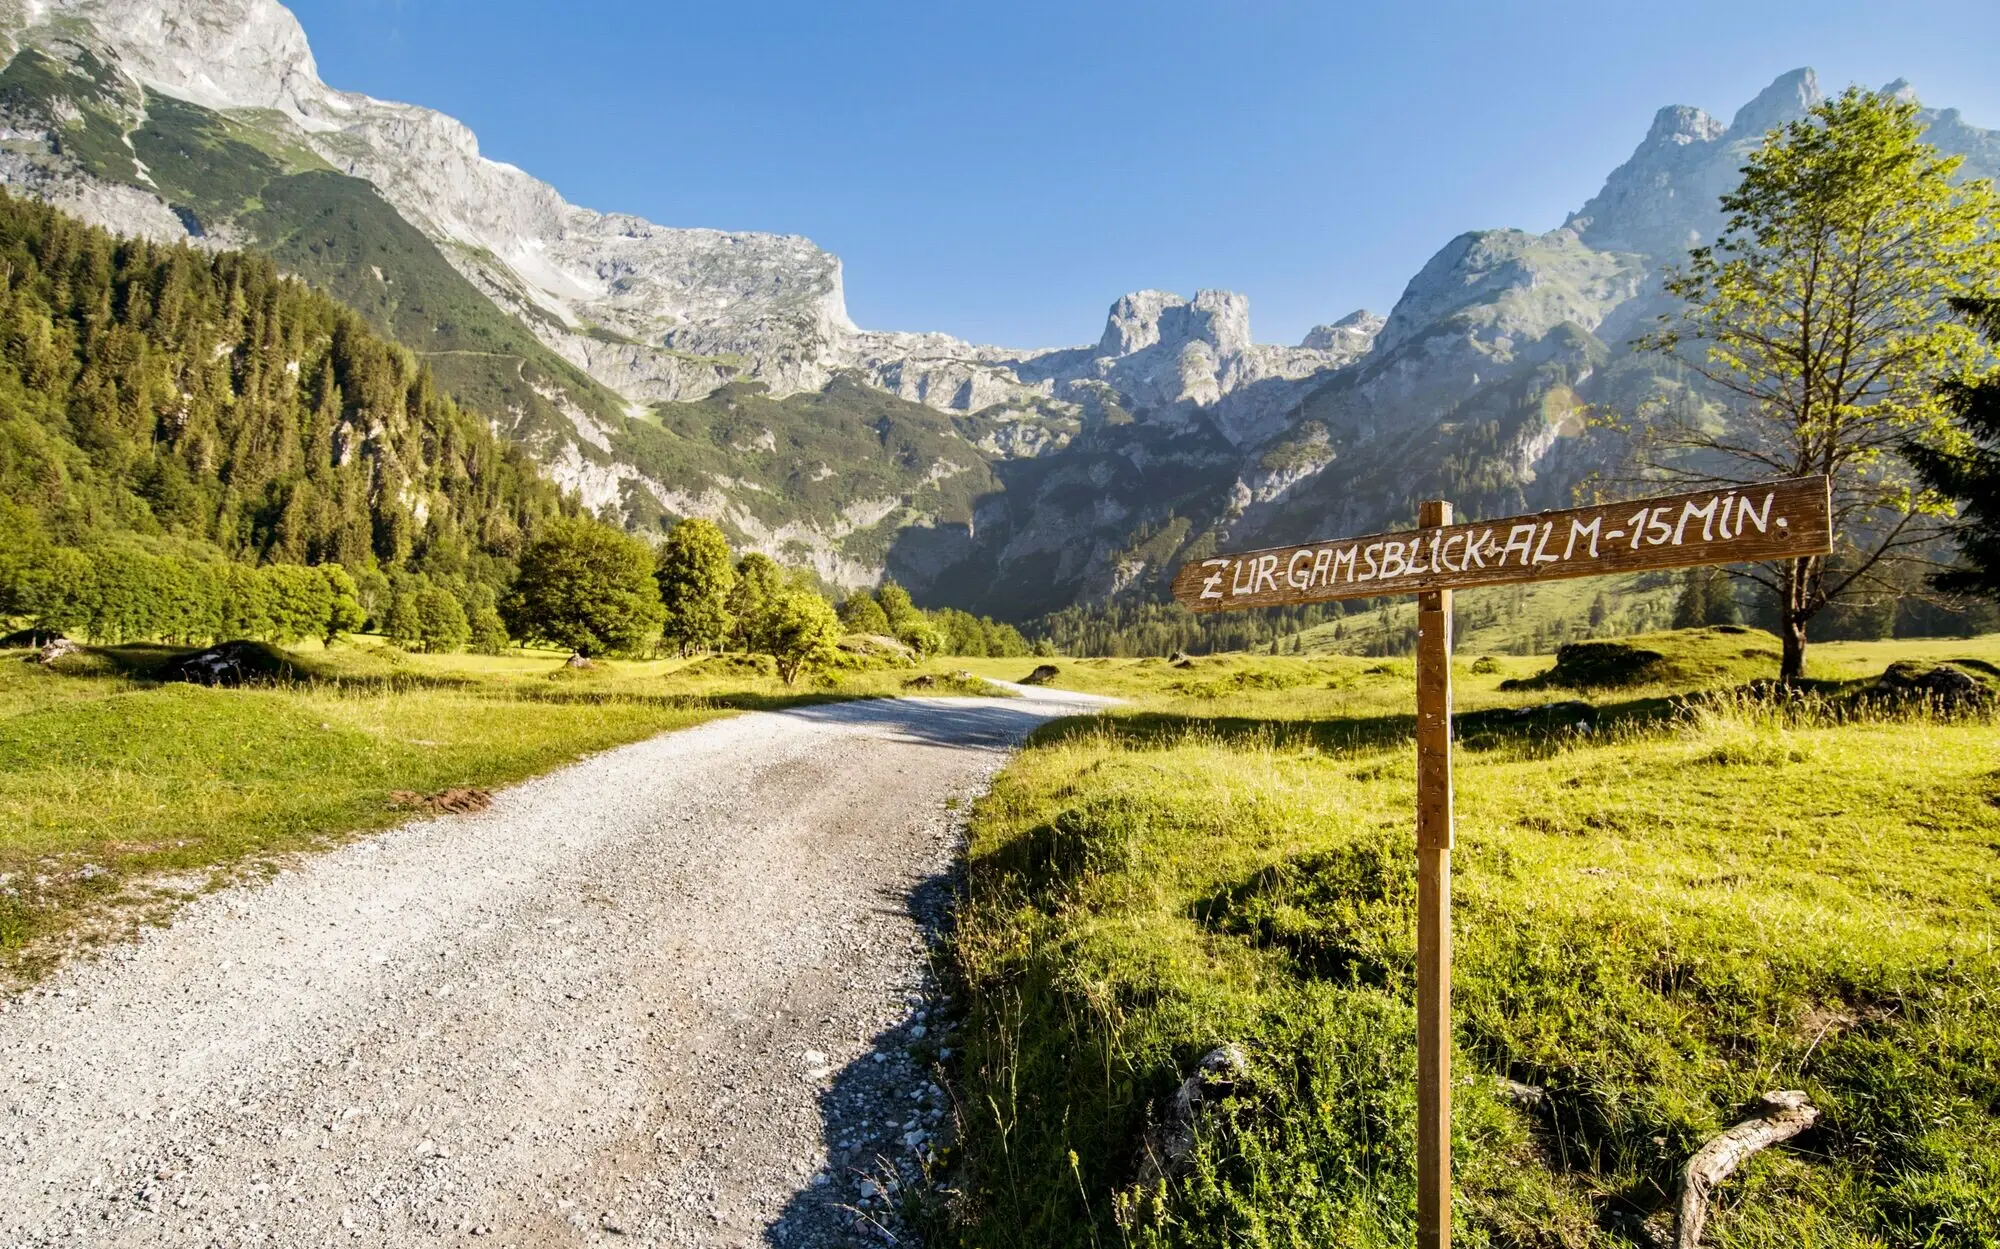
{"left": 30, "top": 637, "right": 82, "bottom": 664}
{"left": 157, "top": 641, "right": 299, "bottom": 687}
{"left": 1870, "top": 661, "right": 1994, "bottom": 711}
{"left": 1501, "top": 640, "right": 1666, "bottom": 691}
{"left": 1021, "top": 664, "right": 1061, "bottom": 686}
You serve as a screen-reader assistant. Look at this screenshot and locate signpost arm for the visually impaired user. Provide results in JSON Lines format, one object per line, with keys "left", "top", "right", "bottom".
{"left": 1415, "top": 499, "right": 1455, "bottom": 1249}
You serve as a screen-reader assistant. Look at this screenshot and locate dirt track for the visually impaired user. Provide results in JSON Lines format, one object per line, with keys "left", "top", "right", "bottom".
{"left": 0, "top": 687, "right": 1108, "bottom": 1247}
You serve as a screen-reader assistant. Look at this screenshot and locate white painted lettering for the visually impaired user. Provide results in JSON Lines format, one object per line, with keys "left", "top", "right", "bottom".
{"left": 1381, "top": 541, "right": 1409, "bottom": 579}
{"left": 1531, "top": 520, "right": 1560, "bottom": 563}
{"left": 1310, "top": 548, "right": 1334, "bottom": 587}
{"left": 1359, "top": 542, "right": 1382, "bottom": 581}
{"left": 1500, "top": 523, "right": 1537, "bottom": 566}
{"left": 1331, "top": 546, "right": 1357, "bottom": 583}
{"left": 1564, "top": 517, "right": 1602, "bottom": 560}
{"left": 1628, "top": 509, "right": 1649, "bottom": 548}
{"left": 1286, "top": 550, "right": 1313, "bottom": 590}
{"left": 1199, "top": 558, "right": 1229, "bottom": 599}
{"left": 1230, "top": 559, "right": 1255, "bottom": 595}
{"left": 1254, "top": 554, "right": 1280, "bottom": 593}
{"left": 1738, "top": 492, "right": 1773, "bottom": 534}
{"left": 1644, "top": 508, "right": 1674, "bottom": 546}
{"left": 1441, "top": 532, "right": 1468, "bottom": 571}
{"left": 1674, "top": 496, "right": 1721, "bottom": 544}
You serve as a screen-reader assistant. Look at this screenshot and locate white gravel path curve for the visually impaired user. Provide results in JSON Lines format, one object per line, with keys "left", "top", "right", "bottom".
{"left": 0, "top": 686, "right": 1112, "bottom": 1248}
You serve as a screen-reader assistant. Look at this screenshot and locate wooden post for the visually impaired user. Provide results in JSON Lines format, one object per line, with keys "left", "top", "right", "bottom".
{"left": 1415, "top": 498, "right": 1454, "bottom": 1249}
{"left": 1166, "top": 476, "right": 1834, "bottom": 1241}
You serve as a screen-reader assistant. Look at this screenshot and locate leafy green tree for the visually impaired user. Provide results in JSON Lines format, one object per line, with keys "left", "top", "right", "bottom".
{"left": 464, "top": 582, "right": 511, "bottom": 655}
{"left": 1909, "top": 297, "right": 2000, "bottom": 599}
{"left": 384, "top": 590, "right": 423, "bottom": 650}
{"left": 504, "top": 517, "right": 665, "bottom": 658}
{"left": 218, "top": 563, "right": 276, "bottom": 641}
{"left": 931, "top": 606, "right": 1032, "bottom": 657}
{"left": 655, "top": 518, "right": 737, "bottom": 656}
{"left": 321, "top": 566, "right": 366, "bottom": 646}
{"left": 1640, "top": 88, "right": 2000, "bottom": 681}
{"left": 728, "top": 553, "right": 786, "bottom": 650}
{"left": 413, "top": 585, "right": 472, "bottom": 653}
{"left": 266, "top": 564, "right": 334, "bottom": 645}
{"left": 898, "top": 618, "right": 944, "bottom": 658}
{"left": 873, "top": 580, "right": 944, "bottom": 656}
{"left": 838, "top": 592, "right": 890, "bottom": 636}
{"left": 876, "top": 581, "right": 922, "bottom": 632}
{"left": 20, "top": 547, "right": 94, "bottom": 635}
{"left": 761, "top": 586, "right": 842, "bottom": 684}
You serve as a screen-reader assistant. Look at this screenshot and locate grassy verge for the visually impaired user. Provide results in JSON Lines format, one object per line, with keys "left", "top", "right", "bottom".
{"left": 943, "top": 631, "right": 2000, "bottom": 1247}
{"left": 0, "top": 638, "right": 990, "bottom": 984}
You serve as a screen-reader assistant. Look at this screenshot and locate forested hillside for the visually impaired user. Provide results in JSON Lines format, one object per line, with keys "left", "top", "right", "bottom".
{"left": 0, "top": 189, "right": 565, "bottom": 618}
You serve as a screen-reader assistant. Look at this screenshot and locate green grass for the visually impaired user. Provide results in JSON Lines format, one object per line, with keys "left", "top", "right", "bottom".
{"left": 0, "top": 637, "right": 988, "bottom": 984}
{"left": 942, "top": 631, "right": 2000, "bottom": 1247}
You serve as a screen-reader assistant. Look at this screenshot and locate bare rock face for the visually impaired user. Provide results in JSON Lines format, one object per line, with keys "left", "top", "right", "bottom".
{"left": 0, "top": 0, "right": 856, "bottom": 400}
{"left": 1567, "top": 69, "right": 1822, "bottom": 260}
{"left": 848, "top": 288, "right": 1380, "bottom": 448}
{"left": 1300, "top": 310, "right": 1384, "bottom": 352}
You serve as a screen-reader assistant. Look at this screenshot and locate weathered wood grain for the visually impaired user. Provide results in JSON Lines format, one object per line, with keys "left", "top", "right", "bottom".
{"left": 1414, "top": 499, "right": 1454, "bottom": 1249}
{"left": 1170, "top": 476, "right": 1832, "bottom": 612}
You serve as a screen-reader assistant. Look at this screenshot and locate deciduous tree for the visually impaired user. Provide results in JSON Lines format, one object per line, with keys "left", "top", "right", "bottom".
{"left": 655, "top": 518, "right": 736, "bottom": 656}
{"left": 838, "top": 591, "right": 890, "bottom": 636}
{"left": 1639, "top": 88, "right": 2000, "bottom": 681}
{"left": 762, "top": 586, "right": 842, "bottom": 684}
{"left": 728, "top": 553, "right": 785, "bottom": 651}
{"left": 504, "top": 518, "right": 665, "bottom": 658}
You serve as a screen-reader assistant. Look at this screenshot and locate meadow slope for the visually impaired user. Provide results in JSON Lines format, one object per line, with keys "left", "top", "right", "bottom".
{"left": 943, "top": 632, "right": 2000, "bottom": 1247}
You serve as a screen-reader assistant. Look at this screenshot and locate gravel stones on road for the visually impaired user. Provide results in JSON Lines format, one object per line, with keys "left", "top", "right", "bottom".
{"left": 0, "top": 690, "right": 1110, "bottom": 1247}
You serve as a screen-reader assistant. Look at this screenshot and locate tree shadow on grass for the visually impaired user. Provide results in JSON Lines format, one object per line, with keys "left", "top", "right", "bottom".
{"left": 1019, "top": 694, "right": 1698, "bottom": 761}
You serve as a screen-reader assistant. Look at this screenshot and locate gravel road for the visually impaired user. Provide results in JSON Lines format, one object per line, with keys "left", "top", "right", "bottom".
{"left": 0, "top": 686, "right": 1110, "bottom": 1248}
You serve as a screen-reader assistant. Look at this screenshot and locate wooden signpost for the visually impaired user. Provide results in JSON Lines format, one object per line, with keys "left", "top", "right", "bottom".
{"left": 1170, "top": 476, "right": 1833, "bottom": 1249}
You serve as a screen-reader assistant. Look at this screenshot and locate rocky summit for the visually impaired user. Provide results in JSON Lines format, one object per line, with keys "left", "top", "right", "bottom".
{"left": 1, "top": 2, "right": 1993, "bottom": 617}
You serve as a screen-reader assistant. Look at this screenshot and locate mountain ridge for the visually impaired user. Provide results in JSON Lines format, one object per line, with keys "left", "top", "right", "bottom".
{"left": 1, "top": 3, "right": 1994, "bottom": 621}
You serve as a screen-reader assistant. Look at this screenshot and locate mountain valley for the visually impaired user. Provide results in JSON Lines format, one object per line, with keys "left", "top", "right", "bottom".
{"left": 2, "top": 0, "right": 1996, "bottom": 622}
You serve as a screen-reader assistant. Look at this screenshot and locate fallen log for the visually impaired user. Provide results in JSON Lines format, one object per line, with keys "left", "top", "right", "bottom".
{"left": 1676, "top": 1090, "right": 1817, "bottom": 1248}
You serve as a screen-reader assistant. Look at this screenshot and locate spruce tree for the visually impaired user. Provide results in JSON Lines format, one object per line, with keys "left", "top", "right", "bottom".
{"left": 1909, "top": 297, "right": 2000, "bottom": 599}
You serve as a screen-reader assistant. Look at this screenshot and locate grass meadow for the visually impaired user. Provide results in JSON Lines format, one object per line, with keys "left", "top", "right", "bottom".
{"left": 943, "top": 631, "right": 2000, "bottom": 1248}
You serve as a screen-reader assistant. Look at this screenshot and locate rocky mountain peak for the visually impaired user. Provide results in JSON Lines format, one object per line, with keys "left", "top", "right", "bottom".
{"left": 1644, "top": 104, "right": 1726, "bottom": 148}
{"left": 1566, "top": 68, "right": 1825, "bottom": 259}
{"left": 1300, "top": 310, "right": 1383, "bottom": 351}
{"left": 39, "top": 0, "right": 321, "bottom": 116}
{"left": 1727, "top": 66, "right": 1822, "bottom": 139}
{"left": 1097, "top": 289, "right": 1252, "bottom": 359}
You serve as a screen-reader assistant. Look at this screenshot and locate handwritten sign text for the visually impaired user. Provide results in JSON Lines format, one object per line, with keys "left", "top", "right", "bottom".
{"left": 1170, "top": 477, "right": 1833, "bottom": 612}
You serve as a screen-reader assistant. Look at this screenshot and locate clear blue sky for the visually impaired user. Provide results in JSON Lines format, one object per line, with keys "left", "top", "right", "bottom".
{"left": 286, "top": 0, "right": 2000, "bottom": 349}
